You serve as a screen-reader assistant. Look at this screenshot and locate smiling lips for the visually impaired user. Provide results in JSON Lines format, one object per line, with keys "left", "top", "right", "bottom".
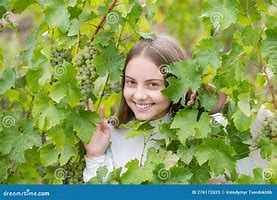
{"left": 133, "top": 102, "right": 155, "bottom": 111}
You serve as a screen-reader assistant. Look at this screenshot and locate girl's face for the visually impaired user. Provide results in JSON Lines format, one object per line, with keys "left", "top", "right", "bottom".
{"left": 123, "top": 56, "right": 171, "bottom": 121}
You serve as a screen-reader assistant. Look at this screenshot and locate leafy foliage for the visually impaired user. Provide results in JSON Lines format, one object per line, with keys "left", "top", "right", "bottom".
{"left": 0, "top": 0, "right": 276, "bottom": 184}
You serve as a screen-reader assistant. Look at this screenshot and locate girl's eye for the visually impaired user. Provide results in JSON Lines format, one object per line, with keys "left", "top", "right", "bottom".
{"left": 148, "top": 82, "right": 160, "bottom": 88}
{"left": 126, "top": 80, "right": 136, "bottom": 85}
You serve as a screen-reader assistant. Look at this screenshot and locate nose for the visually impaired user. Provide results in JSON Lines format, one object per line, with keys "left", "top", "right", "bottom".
{"left": 133, "top": 86, "right": 147, "bottom": 100}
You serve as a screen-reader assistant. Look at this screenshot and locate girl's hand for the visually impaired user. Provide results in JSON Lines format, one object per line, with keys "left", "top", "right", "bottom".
{"left": 84, "top": 99, "right": 111, "bottom": 158}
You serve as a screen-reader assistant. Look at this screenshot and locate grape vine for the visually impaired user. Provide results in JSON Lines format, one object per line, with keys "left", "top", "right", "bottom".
{"left": 0, "top": 0, "right": 276, "bottom": 185}
{"left": 72, "top": 42, "right": 97, "bottom": 108}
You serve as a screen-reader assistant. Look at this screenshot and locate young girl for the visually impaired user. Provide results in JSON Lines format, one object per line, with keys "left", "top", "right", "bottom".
{"left": 83, "top": 34, "right": 229, "bottom": 183}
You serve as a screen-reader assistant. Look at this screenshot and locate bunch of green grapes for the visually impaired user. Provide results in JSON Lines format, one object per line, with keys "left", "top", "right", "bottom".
{"left": 72, "top": 42, "right": 98, "bottom": 107}
{"left": 260, "top": 118, "right": 277, "bottom": 138}
{"left": 50, "top": 48, "right": 71, "bottom": 66}
{"left": 255, "top": 117, "right": 277, "bottom": 145}
{"left": 63, "top": 158, "right": 86, "bottom": 184}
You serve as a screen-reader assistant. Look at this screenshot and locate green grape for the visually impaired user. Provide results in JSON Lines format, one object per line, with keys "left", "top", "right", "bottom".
{"left": 63, "top": 158, "right": 86, "bottom": 184}
{"left": 50, "top": 47, "right": 72, "bottom": 67}
{"left": 255, "top": 117, "right": 277, "bottom": 147}
{"left": 72, "top": 42, "right": 98, "bottom": 108}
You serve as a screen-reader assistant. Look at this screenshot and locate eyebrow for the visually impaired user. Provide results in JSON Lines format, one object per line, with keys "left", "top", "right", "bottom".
{"left": 125, "top": 76, "right": 164, "bottom": 82}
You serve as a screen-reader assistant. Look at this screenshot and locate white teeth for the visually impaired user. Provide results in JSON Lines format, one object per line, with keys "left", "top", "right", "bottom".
{"left": 135, "top": 103, "right": 152, "bottom": 109}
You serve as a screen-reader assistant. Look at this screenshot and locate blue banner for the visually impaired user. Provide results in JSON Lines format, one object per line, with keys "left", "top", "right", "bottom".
{"left": 0, "top": 185, "right": 276, "bottom": 200}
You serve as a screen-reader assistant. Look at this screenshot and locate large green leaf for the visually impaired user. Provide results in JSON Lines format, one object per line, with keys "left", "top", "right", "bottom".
{"left": 195, "top": 138, "right": 236, "bottom": 175}
{"left": 0, "top": 68, "right": 16, "bottom": 94}
{"left": 94, "top": 43, "right": 124, "bottom": 81}
{"left": 43, "top": 0, "right": 70, "bottom": 32}
{"left": 0, "top": 119, "right": 41, "bottom": 163}
{"left": 49, "top": 63, "right": 81, "bottom": 107}
{"left": 67, "top": 110, "right": 101, "bottom": 143}
{"left": 32, "top": 93, "right": 65, "bottom": 130}
{"left": 171, "top": 109, "right": 211, "bottom": 144}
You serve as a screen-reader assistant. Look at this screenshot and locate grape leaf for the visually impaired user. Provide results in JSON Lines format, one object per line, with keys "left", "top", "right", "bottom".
{"left": 232, "top": 109, "right": 252, "bottom": 132}
{"left": 0, "top": 68, "right": 16, "bottom": 94}
{"left": 40, "top": 143, "right": 76, "bottom": 166}
{"left": 121, "top": 121, "right": 154, "bottom": 139}
{"left": 67, "top": 110, "right": 101, "bottom": 143}
{"left": 126, "top": 2, "right": 142, "bottom": 27}
{"left": 167, "top": 166, "right": 193, "bottom": 184}
{"left": 202, "top": 0, "right": 238, "bottom": 30}
{"left": 0, "top": 48, "right": 3, "bottom": 68}
{"left": 234, "top": 168, "right": 268, "bottom": 184}
{"left": 47, "top": 126, "right": 74, "bottom": 150}
{"left": 162, "top": 61, "right": 201, "bottom": 103}
{"left": 43, "top": 0, "right": 70, "bottom": 32}
{"left": 40, "top": 144, "right": 60, "bottom": 166}
{"left": 177, "top": 145, "right": 194, "bottom": 164}
{"left": 49, "top": 63, "right": 81, "bottom": 107}
{"left": 171, "top": 109, "right": 211, "bottom": 145}
{"left": 259, "top": 137, "right": 277, "bottom": 159}
{"left": 87, "top": 166, "right": 108, "bottom": 184}
{"left": 238, "top": 92, "right": 251, "bottom": 117}
{"left": 195, "top": 138, "right": 236, "bottom": 175}
{"left": 32, "top": 93, "right": 65, "bottom": 130}
{"left": 193, "top": 39, "right": 223, "bottom": 72}
{"left": 190, "top": 162, "right": 211, "bottom": 184}
{"left": 262, "top": 28, "right": 277, "bottom": 74}
{"left": 68, "top": 10, "right": 96, "bottom": 36}
{"left": 0, "top": 157, "right": 10, "bottom": 181}
{"left": 241, "top": 25, "right": 260, "bottom": 46}
{"left": 223, "top": 42, "right": 244, "bottom": 81}
{"left": 94, "top": 43, "right": 124, "bottom": 80}
{"left": 12, "top": 0, "right": 36, "bottom": 13}
{"left": 17, "top": 149, "right": 42, "bottom": 183}
{"left": 237, "top": 0, "right": 262, "bottom": 23}
{"left": 120, "top": 159, "right": 150, "bottom": 184}
{"left": 0, "top": 119, "right": 41, "bottom": 163}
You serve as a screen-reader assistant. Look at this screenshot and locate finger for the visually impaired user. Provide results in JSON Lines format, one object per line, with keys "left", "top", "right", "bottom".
{"left": 190, "top": 93, "right": 196, "bottom": 101}
{"left": 102, "top": 119, "right": 109, "bottom": 128}
{"left": 87, "top": 98, "right": 94, "bottom": 111}
{"left": 99, "top": 105, "right": 105, "bottom": 119}
{"left": 102, "top": 119, "right": 111, "bottom": 135}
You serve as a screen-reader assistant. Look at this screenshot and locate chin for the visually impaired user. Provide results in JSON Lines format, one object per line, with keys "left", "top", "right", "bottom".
{"left": 134, "top": 114, "right": 152, "bottom": 121}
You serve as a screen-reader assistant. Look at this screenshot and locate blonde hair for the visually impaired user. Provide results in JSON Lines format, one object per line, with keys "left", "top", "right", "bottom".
{"left": 117, "top": 34, "right": 188, "bottom": 126}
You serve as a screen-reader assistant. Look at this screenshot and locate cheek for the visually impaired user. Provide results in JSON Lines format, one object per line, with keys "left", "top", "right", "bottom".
{"left": 150, "top": 90, "right": 170, "bottom": 104}
{"left": 123, "top": 87, "right": 131, "bottom": 100}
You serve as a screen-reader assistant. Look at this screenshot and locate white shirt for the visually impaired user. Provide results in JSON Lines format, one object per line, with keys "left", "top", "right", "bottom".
{"left": 83, "top": 107, "right": 273, "bottom": 183}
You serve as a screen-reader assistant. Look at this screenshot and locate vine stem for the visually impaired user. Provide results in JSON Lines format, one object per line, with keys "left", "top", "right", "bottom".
{"left": 257, "top": 28, "right": 276, "bottom": 110}
{"left": 75, "top": 0, "right": 87, "bottom": 54}
{"left": 95, "top": 2, "right": 124, "bottom": 111}
{"left": 262, "top": 65, "right": 277, "bottom": 109}
{"left": 139, "top": 131, "right": 158, "bottom": 166}
{"left": 245, "top": 0, "right": 254, "bottom": 29}
{"left": 27, "top": 95, "right": 35, "bottom": 118}
{"left": 96, "top": 74, "right": 110, "bottom": 111}
{"left": 90, "top": 0, "right": 118, "bottom": 42}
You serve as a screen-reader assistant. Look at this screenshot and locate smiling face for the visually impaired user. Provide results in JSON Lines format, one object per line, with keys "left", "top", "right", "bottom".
{"left": 123, "top": 55, "right": 171, "bottom": 121}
